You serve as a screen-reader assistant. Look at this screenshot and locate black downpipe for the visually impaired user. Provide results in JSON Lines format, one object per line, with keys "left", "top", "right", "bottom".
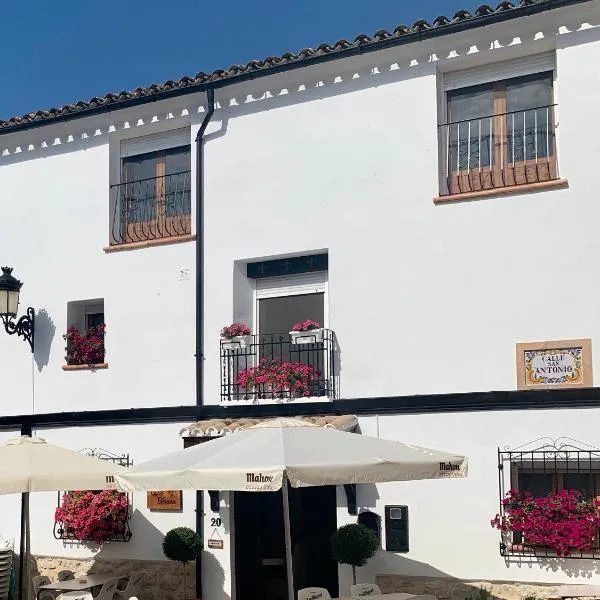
{"left": 194, "top": 89, "right": 215, "bottom": 600}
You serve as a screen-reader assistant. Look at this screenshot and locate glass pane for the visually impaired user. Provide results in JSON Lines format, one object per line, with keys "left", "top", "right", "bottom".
{"left": 86, "top": 312, "right": 104, "bottom": 330}
{"left": 122, "top": 153, "right": 158, "bottom": 223}
{"left": 447, "top": 84, "right": 494, "bottom": 171}
{"left": 506, "top": 73, "right": 553, "bottom": 162}
{"left": 563, "top": 473, "right": 594, "bottom": 499}
{"left": 519, "top": 473, "right": 554, "bottom": 498}
{"left": 258, "top": 293, "right": 325, "bottom": 375}
{"left": 165, "top": 145, "right": 190, "bottom": 175}
{"left": 164, "top": 146, "right": 191, "bottom": 218}
{"left": 258, "top": 293, "right": 325, "bottom": 336}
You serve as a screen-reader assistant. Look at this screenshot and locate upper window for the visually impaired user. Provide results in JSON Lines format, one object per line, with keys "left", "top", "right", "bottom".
{"left": 110, "top": 129, "right": 191, "bottom": 247}
{"left": 439, "top": 71, "right": 558, "bottom": 197}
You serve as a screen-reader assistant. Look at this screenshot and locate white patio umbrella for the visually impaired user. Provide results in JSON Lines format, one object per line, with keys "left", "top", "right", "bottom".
{"left": 116, "top": 418, "right": 468, "bottom": 600}
{"left": 0, "top": 436, "right": 123, "bottom": 600}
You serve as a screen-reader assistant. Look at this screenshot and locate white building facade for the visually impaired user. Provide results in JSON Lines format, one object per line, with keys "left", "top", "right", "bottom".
{"left": 0, "top": 1, "right": 599, "bottom": 599}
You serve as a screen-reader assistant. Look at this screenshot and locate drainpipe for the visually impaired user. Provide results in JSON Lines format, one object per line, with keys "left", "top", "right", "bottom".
{"left": 195, "top": 87, "right": 215, "bottom": 409}
{"left": 194, "top": 88, "right": 215, "bottom": 600}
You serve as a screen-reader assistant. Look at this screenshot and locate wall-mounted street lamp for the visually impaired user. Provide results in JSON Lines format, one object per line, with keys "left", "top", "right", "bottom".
{"left": 0, "top": 267, "right": 35, "bottom": 352}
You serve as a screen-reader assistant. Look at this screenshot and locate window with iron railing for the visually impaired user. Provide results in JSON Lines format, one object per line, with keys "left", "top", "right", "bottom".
{"left": 439, "top": 72, "right": 558, "bottom": 196}
{"left": 110, "top": 145, "right": 191, "bottom": 245}
{"left": 497, "top": 439, "right": 600, "bottom": 559}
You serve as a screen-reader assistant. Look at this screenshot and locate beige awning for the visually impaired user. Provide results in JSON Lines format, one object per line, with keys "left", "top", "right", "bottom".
{"left": 180, "top": 414, "right": 358, "bottom": 437}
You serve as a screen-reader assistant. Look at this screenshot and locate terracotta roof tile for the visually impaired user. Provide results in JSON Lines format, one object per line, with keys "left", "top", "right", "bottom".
{"left": 0, "top": 1, "right": 582, "bottom": 134}
{"left": 180, "top": 414, "right": 358, "bottom": 437}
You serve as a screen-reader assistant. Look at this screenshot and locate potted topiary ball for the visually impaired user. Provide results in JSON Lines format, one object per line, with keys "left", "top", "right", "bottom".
{"left": 331, "top": 523, "right": 379, "bottom": 586}
{"left": 163, "top": 526, "right": 203, "bottom": 600}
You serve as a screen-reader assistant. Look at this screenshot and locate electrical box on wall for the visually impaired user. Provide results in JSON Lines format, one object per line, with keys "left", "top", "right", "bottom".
{"left": 385, "top": 505, "right": 409, "bottom": 552}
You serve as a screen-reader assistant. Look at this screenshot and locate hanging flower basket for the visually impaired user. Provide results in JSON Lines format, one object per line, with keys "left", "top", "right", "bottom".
{"left": 289, "top": 320, "right": 323, "bottom": 344}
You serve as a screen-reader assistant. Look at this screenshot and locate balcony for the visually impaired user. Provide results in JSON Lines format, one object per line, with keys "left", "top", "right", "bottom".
{"left": 109, "top": 171, "right": 191, "bottom": 246}
{"left": 438, "top": 104, "right": 559, "bottom": 197}
{"left": 220, "top": 329, "right": 338, "bottom": 403}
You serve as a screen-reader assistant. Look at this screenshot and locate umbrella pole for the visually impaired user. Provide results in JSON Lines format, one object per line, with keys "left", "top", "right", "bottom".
{"left": 25, "top": 493, "right": 30, "bottom": 600}
{"left": 282, "top": 473, "right": 294, "bottom": 600}
{"left": 18, "top": 492, "right": 29, "bottom": 600}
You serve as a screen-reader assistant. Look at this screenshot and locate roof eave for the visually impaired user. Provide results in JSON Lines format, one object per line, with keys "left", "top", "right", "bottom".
{"left": 0, "top": 0, "right": 593, "bottom": 137}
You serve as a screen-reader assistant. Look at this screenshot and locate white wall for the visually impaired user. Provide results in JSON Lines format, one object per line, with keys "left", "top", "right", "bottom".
{"left": 335, "top": 409, "right": 600, "bottom": 594}
{"left": 200, "top": 11, "right": 600, "bottom": 404}
{"left": 0, "top": 111, "right": 198, "bottom": 415}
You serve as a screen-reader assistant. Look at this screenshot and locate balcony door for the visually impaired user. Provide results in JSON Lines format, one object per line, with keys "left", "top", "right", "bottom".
{"left": 254, "top": 272, "right": 329, "bottom": 399}
{"left": 258, "top": 293, "right": 324, "bottom": 339}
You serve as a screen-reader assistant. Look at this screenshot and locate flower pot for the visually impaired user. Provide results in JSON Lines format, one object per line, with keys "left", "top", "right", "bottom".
{"left": 290, "top": 328, "right": 324, "bottom": 344}
{"left": 221, "top": 335, "right": 251, "bottom": 350}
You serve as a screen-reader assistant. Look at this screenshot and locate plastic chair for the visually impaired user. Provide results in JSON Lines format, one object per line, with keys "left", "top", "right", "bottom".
{"left": 32, "top": 576, "right": 55, "bottom": 600}
{"left": 92, "top": 580, "right": 119, "bottom": 600}
{"left": 115, "top": 572, "right": 145, "bottom": 600}
{"left": 298, "top": 588, "right": 331, "bottom": 600}
{"left": 350, "top": 583, "right": 382, "bottom": 597}
{"left": 57, "top": 571, "right": 75, "bottom": 582}
{"left": 57, "top": 592, "right": 92, "bottom": 600}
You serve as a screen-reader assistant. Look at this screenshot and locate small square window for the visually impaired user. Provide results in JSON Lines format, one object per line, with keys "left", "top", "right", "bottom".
{"left": 64, "top": 299, "right": 106, "bottom": 367}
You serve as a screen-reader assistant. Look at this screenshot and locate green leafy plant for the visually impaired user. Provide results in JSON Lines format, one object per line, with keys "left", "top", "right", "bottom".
{"left": 330, "top": 523, "right": 379, "bottom": 585}
{"left": 163, "top": 527, "right": 203, "bottom": 600}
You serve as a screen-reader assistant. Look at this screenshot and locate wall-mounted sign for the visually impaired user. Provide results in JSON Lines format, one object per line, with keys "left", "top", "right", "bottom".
{"left": 516, "top": 338, "right": 592, "bottom": 390}
{"left": 147, "top": 490, "right": 182, "bottom": 511}
{"left": 208, "top": 528, "right": 224, "bottom": 550}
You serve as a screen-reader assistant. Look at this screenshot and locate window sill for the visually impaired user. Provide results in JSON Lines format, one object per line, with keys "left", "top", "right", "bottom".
{"left": 103, "top": 234, "right": 196, "bottom": 253}
{"left": 62, "top": 363, "right": 108, "bottom": 371}
{"left": 434, "top": 178, "right": 569, "bottom": 204}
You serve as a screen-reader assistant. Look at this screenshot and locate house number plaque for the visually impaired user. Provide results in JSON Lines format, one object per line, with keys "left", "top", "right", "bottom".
{"left": 516, "top": 338, "right": 592, "bottom": 390}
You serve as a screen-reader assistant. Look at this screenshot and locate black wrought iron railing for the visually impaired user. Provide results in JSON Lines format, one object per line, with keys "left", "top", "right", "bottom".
{"left": 110, "top": 171, "right": 191, "bottom": 245}
{"left": 438, "top": 104, "right": 558, "bottom": 195}
{"left": 220, "top": 329, "right": 338, "bottom": 402}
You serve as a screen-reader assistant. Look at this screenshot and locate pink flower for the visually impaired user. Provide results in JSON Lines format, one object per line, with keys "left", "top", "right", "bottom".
{"left": 491, "top": 488, "right": 600, "bottom": 556}
{"left": 220, "top": 323, "right": 252, "bottom": 339}
{"left": 236, "top": 359, "right": 321, "bottom": 398}
{"left": 55, "top": 490, "right": 128, "bottom": 544}
{"left": 64, "top": 324, "right": 105, "bottom": 366}
{"left": 291, "top": 319, "right": 321, "bottom": 332}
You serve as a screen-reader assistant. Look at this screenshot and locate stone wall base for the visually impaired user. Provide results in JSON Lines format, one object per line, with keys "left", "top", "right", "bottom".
{"left": 31, "top": 555, "right": 195, "bottom": 600}
{"left": 375, "top": 575, "right": 569, "bottom": 600}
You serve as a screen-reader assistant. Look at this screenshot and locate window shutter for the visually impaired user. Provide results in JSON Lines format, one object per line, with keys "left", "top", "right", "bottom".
{"left": 120, "top": 128, "right": 190, "bottom": 158}
{"left": 255, "top": 272, "right": 327, "bottom": 299}
{"left": 443, "top": 52, "right": 555, "bottom": 91}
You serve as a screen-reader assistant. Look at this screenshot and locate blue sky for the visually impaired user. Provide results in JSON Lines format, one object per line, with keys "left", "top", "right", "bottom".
{"left": 0, "top": 0, "right": 475, "bottom": 120}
